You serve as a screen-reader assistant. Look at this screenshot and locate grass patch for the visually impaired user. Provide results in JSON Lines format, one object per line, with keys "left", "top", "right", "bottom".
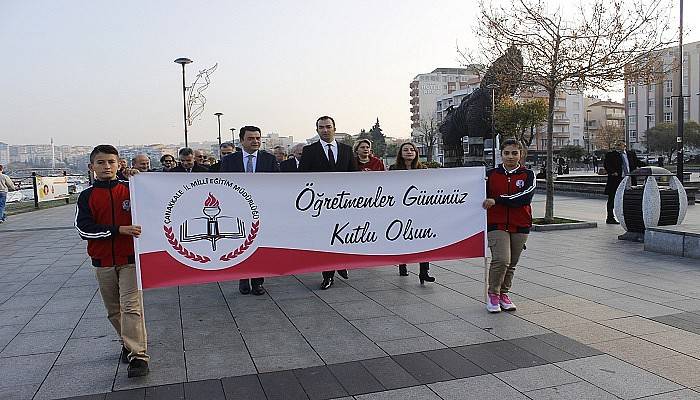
{"left": 533, "top": 217, "right": 582, "bottom": 225}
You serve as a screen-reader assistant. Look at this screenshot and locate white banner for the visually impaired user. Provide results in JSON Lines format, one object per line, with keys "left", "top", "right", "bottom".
{"left": 130, "top": 167, "right": 486, "bottom": 288}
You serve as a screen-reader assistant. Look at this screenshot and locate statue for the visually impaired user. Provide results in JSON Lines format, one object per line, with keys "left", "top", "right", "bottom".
{"left": 440, "top": 46, "right": 523, "bottom": 167}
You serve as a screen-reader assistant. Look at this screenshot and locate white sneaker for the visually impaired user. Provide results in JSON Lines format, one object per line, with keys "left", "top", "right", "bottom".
{"left": 486, "top": 293, "right": 501, "bottom": 313}
{"left": 499, "top": 293, "right": 516, "bottom": 311}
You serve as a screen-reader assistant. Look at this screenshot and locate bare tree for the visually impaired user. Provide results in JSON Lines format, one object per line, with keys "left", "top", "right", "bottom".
{"left": 595, "top": 124, "right": 625, "bottom": 151}
{"left": 474, "top": 0, "right": 674, "bottom": 222}
{"left": 416, "top": 117, "right": 440, "bottom": 163}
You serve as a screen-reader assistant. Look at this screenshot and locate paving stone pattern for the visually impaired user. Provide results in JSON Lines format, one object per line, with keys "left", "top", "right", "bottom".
{"left": 1, "top": 195, "right": 700, "bottom": 399}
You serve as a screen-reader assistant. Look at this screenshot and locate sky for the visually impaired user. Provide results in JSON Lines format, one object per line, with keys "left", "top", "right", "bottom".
{"left": 1, "top": 0, "right": 699, "bottom": 146}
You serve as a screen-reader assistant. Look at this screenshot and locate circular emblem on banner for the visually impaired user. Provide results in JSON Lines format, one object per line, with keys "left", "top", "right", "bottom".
{"left": 162, "top": 181, "right": 260, "bottom": 270}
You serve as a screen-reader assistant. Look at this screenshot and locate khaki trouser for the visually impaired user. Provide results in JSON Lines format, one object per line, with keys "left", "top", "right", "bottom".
{"left": 487, "top": 230, "right": 528, "bottom": 295}
{"left": 95, "top": 264, "right": 149, "bottom": 362}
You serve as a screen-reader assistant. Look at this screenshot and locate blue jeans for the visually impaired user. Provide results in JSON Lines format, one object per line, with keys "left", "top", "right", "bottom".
{"left": 0, "top": 191, "right": 6, "bottom": 221}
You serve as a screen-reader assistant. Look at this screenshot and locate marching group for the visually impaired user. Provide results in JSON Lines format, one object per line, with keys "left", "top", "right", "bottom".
{"left": 74, "top": 115, "right": 535, "bottom": 378}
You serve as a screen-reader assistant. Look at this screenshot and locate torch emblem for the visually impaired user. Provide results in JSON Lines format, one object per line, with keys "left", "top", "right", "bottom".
{"left": 179, "top": 193, "right": 245, "bottom": 251}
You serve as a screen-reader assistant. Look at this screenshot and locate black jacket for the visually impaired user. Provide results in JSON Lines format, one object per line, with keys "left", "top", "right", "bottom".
{"left": 299, "top": 141, "right": 357, "bottom": 172}
{"left": 279, "top": 158, "right": 299, "bottom": 172}
{"left": 168, "top": 164, "right": 210, "bottom": 173}
{"left": 220, "top": 150, "right": 279, "bottom": 173}
{"left": 603, "top": 150, "right": 646, "bottom": 194}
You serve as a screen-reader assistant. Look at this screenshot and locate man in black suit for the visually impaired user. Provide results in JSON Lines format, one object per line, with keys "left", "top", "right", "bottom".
{"left": 603, "top": 140, "right": 646, "bottom": 224}
{"left": 280, "top": 143, "right": 304, "bottom": 172}
{"left": 299, "top": 116, "right": 358, "bottom": 290}
{"left": 221, "top": 126, "right": 279, "bottom": 295}
{"left": 169, "top": 148, "right": 210, "bottom": 173}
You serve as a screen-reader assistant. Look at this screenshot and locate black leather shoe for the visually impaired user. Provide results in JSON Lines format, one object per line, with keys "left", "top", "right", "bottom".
{"left": 120, "top": 346, "right": 129, "bottom": 364}
{"left": 337, "top": 269, "right": 349, "bottom": 279}
{"left": 127, "top": 359, "right": 149, "bottom": 378}
{"left": 320, "top": 277, "right": 334, "bottom": 290}
{"left": 398, "top": 264, "right": 408, "bottom": 276}
{"left": 252, "top": 285, "right": 266, "bottom": 296}
{"left": 606, "top": 219, "right": 620, "bottom": 224}
{"left": 419, "top": 273, "right": 436, "bottom": 285}
{"left": 239, "top": 280, "right": 251, "bottom": 295}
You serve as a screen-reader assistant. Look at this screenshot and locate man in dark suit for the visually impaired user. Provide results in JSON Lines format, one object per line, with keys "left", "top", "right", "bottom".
{"left": 280, "top": 143, "right": 304, "bottom": 172}
{"left": 221, "top": 126, "right": 279, "bottom": 295}
{"left": 169, "top": 148, "right": 210, "bottom": 173}
{"left": 299, "top": 116, "right": 358, "bottom": 290}
{"left": 603, "top": 140, "right": 646, "bottom": 224}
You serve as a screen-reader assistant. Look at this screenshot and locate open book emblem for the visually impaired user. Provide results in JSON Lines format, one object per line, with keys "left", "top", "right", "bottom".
{"left": 179, "top": 193, "right": 245, "bottom": 251}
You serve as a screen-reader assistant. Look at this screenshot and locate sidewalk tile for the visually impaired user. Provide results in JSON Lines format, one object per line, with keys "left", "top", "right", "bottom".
{"left": 183, "top": 380, "right": 225, "bottom": 400}
{"left": 360, "top": 357, "right": 419, "bottom": 390}
{"left": 391, "top": 352, "right": 453, "bottom": 384}
{"left": 221, "top": 375, "right": 265, "bottom": 400}
{"left": 428, "top": 375, "right": 529, "bottom": 400}
{"left": 556, "top": 354, "right": 682, "bottom": 399}
{"left": 495, "top": 364, "right": 580, "bottom": 392}
{"left": 355, "top": 386, "right": 442, "bottom": 400}
{"left": 328, "top": 361, "right": 385, "bottom": 396}
{"left": 293, "top": 366, "right": 348, "bottom": 400}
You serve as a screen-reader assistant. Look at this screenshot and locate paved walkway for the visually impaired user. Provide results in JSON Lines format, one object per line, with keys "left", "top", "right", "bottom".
{"left": 1, "top": 195, "right": 700, "bottom": 399}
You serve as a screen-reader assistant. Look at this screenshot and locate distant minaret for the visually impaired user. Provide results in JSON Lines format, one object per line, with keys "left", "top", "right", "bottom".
{"left": 51, "top": 137, "right": 55, "bottom": 170}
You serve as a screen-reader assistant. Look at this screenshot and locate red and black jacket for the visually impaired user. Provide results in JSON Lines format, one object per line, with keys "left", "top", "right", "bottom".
{"left": 486, "top": 165, "right": 535, "bottom": 233}
{"left": 75, "top": 179, "right": 135, "bottom": 267}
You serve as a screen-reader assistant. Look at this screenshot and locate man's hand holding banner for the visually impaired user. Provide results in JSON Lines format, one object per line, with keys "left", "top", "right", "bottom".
{"left": 130, "top": 167, "right": 486, "bottom": 289}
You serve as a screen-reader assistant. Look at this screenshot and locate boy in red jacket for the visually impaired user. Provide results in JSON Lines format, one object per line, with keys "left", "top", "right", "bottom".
{"left": 75, "top": 145, "right": 149, "bottom": 377}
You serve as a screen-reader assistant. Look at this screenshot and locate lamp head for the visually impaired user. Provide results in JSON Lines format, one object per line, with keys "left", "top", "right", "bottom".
{"left": 174, "top": 57, "right": 193, "bottom": 65}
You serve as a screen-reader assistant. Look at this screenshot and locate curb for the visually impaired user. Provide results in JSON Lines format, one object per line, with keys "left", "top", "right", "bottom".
{"left": 531, "top": 221, "right": 598, "bottom": 231}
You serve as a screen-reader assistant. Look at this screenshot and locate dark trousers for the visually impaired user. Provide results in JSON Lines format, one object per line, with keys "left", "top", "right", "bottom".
{"left": 606, "top": 192, "right": 616, "bottom": 221}
{"left": 240, "top": 278, "right": 264, "bottom": 286}
{"left": 419, "top": 262, "right": 429, "bottom": 274}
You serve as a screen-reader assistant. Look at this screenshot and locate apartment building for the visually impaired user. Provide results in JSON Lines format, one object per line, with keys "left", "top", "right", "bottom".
{"left": 624, "top": 40, "right": 700, "bottom": 151}
{"left": 584, "top": 99, "right": 625, "bottom": 152}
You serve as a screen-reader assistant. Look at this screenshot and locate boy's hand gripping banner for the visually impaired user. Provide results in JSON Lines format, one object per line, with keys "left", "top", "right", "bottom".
{"left": 130, "top": 167, "right": 486, "bottom": 289}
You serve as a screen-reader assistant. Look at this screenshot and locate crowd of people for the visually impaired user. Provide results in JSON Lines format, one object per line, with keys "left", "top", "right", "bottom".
{"left": 74, "top": 115, "right": 536, "bottom": 379}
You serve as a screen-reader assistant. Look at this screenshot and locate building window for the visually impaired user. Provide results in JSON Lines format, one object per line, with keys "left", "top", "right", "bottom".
{"left": 628, "top": 101, "right": 636, "bottom": 109}
{"left": 665, "top": 80, "right": 672, "bottom": 92}
{"left": 629, "top": 130, "right": 637, "bottom": 141}
{"left": 572, "top": 101, "right": 580, "bottom": 110}
{"left": 664, "top": 97, "right": 672, "bottom": 108}
{"left": 572, "top": 114, "right": 579, "bottom": 123}
{"left": 664, "top": 112, "right": 672, "bottom": 122}
{"left": 648, "top": 84, "right": 654, "bottom": 92}
{"left": 628, "top": 86, "right": 636, "bottom": 95}
{"left": 648, "top": 99, "right": 655, "bottom": 108}
{"left": 628, "top": 115, "right": 637, "bottom": 126}
{"left": 573, "top": 139, "right": 580, "bottom": 146}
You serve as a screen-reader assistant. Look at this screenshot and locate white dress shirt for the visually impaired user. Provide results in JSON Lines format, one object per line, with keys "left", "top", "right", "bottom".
{"left": 321, "top": 140, "right": 338, "bottom": 163}
{"left": 242, "top": 150, "right": 259, "bottom": 172}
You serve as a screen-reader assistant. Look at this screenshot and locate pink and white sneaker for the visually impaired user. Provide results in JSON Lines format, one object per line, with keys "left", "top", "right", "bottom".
{"left": 486, "top": 293, "right": 501, "bottom": 313}
{"left": 499, "top": 293, "right": 516, "bottom": 311}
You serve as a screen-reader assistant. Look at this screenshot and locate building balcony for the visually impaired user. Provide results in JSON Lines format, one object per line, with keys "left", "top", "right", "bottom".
{"left": 553, "top": 118, "right": 570, "bottom": 124}
{"left": 411, "top": 114, "right": 420, "bottom": 121}
{"left": 410, "top": 106, "right": 419, "bottom": 113}
{"left": 410, "top": 97, "right": 419, "bottom": 105}
{"left": 410, "top": 89, "right": 419, "bottom": 97}
{"left": 605, "top": 112, "right": 625, "bottom": 119}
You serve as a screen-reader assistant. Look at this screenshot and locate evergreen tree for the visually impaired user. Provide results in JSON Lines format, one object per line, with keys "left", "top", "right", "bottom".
{"left": 358, "top": 129, "right": 371, "bottom": 140}
{"left": 369, "top": 118, "right": 387, "bottom": 158}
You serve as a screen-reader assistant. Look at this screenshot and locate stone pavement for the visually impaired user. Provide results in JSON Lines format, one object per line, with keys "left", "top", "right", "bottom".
{"left": 1, "top": 194, "right": 700, "bottom": 399}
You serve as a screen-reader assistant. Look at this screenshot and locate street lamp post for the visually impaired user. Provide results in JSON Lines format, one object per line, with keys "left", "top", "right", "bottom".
{"left": 230, "top": 127, "right": 236, "bottom": 144}
{"left": 174, "top": 57, "right": 193, "bottom": 147}
{"left": 644, "top": 114, "right": 653, "bottom": 163}
{"left": 585, "top": 110, "right": 591, "bottom": 167}
{"left": 676, "top": 0, "right": 684, "bottom": 181}
{"left": 214, "top": 113, "right": 223, "bottom": 148}
{"left": 486, "top": 83, "right": 499, "bottom": 168}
